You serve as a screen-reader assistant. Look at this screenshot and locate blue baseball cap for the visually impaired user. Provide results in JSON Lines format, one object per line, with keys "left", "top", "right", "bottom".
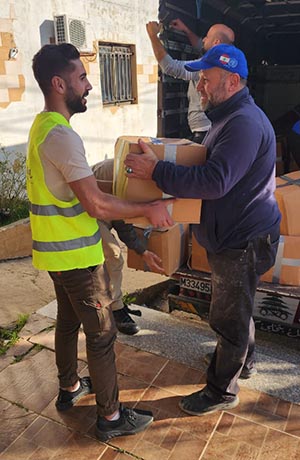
{"left": 184, "top": 44, "right": 248, "bottom": 79}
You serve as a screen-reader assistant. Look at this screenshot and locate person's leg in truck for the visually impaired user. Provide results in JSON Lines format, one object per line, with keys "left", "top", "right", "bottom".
{"left": 99, "top": 220, "right": 140, "bottom": 335}
{"left": 92, "top": 159, "right": 140, "bottom": 336}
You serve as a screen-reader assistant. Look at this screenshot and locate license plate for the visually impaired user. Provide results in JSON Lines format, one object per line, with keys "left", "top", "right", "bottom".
{"left": 180, "top": 276, "right": 211, "bottom": 294}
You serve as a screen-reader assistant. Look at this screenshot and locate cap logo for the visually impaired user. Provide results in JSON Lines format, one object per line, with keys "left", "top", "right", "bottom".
{"left": 228, "top": 58, "right": 238, "bottom": 68}
{"left": 219, "top": 54, "right": 238, "bottom": 69}
{"left": 219, "top": 54, "right": 230, "bottom": 65}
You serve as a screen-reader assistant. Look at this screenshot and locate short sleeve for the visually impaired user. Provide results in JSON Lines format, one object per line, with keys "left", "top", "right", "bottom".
{"left": 42, "top": 125, "right": 93, "bottom": 183}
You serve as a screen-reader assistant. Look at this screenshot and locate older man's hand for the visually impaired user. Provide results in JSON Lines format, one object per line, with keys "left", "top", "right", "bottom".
{"left": 125, "top": 139, "right": 158, "bottom": 180}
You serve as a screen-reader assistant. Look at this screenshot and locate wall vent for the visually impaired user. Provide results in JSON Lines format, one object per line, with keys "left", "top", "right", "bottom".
{"left": 54, "top": 15, "right": 92, "bottom": 53}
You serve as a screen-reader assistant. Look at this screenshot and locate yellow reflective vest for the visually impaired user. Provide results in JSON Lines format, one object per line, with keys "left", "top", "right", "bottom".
{"left": 26, "top": 112, "right": 104, "bottom": 271}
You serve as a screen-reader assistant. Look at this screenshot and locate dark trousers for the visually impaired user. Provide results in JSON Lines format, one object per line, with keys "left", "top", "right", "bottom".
{"left": 49, "top": 264, "right": 119, "bottom": 416}
{"left": 206, "top": 231, "right": 280, "bottom": 398}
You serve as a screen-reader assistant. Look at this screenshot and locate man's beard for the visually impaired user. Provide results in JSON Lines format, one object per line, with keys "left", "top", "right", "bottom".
{"left": 200, "top": 77, "right": 228, "bottom": 111}
{"left": 65, "top": 86, "right": 88, "bottom": 115}
{"left": 200, "top": 97, "right": 213, "bottom": 112}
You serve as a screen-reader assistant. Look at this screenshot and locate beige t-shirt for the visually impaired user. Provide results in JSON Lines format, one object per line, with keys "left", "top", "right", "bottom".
{"left": 40, "top": 125, "right": 93, "bottom": 201}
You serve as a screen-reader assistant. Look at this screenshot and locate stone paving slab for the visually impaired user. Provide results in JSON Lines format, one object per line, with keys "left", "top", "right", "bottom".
{"left": 109, "top": 306, "right": 300, "bottom": 405}
{"left": 36, "top": 301, "right": 300, "bottom": 403}
{"left": 0, "top": 259, "right": 55, "bottom": 328}
{"left": 0, "top": 308, "right": 300, "bottom": 459}
{"left": 0, "top": 300, "right": 300, "bottom": 460}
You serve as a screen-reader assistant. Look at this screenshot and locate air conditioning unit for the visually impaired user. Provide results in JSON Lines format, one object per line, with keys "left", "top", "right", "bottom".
{"left": 54, "top": 15, "right": 93, "bottom": 53}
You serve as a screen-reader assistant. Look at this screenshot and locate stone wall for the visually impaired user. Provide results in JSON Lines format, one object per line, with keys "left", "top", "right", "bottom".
{"left": 0, "top": 218, "right": 32, "bottom": 260}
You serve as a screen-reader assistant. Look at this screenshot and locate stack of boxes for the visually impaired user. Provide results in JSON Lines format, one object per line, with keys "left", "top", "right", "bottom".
{"left": 190, "top": 233, "right": 210, "bottom": 273}
{"left": 113, "top": 136, "right": 206, "bottom": 275}
{"left": 190, "top": 171, "right": 300, "bottom": 286}
{"left": 191, "top": 171, "right": 300, "bottom": 286}
{"left": 261, "top": 171, "right": 300, "bottom": 286}
{"left": 113, "top": 135, "right": 300, "bottom": 285}
{"left": 114, "top": 136, "right": 206, "bottom": 225}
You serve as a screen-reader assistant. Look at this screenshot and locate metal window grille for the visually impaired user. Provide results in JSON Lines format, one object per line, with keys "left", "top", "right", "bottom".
{"left": 99, "top": 44, "right": 134, "bottom": 104}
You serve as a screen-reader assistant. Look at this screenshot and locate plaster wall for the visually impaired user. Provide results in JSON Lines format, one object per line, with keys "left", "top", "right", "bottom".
{"left": 0, "top": 0, "right": 159, "bottom": 165}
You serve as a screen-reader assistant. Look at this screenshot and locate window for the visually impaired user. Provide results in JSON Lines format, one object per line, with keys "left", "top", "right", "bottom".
{"left": 98, "top": 42, "right": 137, "bottom": 105}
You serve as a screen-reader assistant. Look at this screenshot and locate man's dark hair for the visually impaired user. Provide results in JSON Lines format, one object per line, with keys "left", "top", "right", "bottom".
{"left": 32, "top": 43, "right": 80, "bottom": 96}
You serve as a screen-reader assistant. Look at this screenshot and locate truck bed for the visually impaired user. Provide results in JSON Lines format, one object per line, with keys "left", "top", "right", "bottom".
{"left": 172, "top": 266, "right": 300, "bottom": 298}
{"left": 169, "top": 266, "right": 300, "bottom": 339}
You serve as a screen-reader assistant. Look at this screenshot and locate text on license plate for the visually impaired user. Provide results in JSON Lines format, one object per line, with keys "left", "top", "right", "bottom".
{"left": 180, "top": 276, "right": 211, "bottom": 294}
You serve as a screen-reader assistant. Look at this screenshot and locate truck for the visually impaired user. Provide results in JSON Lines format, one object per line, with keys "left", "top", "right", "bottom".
{"left": 169, "top": 266, "right": 300, "bottom": 339}
{"left": 155, "top": 0, "right": 300, "bottom": 339}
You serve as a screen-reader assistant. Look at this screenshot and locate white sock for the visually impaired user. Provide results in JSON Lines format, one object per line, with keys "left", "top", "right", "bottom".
{"left": 107, "top": 410, "right": 120, "bottom": 421}
{"left": 71, "top": 381, "right": 80, "bottom": 392}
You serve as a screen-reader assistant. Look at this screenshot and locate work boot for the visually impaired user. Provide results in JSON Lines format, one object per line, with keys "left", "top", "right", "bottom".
{"left": 95, "top": 405, "right": 153, "bottom": 442}
{"left": 113, "top": 306, "right": 140, "bottom": 335}
{"left": 204, "top": 353, "right": 257, "bottom": 379}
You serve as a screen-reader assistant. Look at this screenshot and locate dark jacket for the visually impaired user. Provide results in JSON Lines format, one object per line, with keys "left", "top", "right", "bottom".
{"left": 111, "top": 220, "right": 146, "bottom": 255}
{"left": 152, "top": 87, "right": 281, "bottom": 252}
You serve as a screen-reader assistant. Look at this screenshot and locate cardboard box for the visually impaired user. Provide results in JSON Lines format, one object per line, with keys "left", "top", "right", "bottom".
{"left": 114, "top": 136, "right": 206, "bottom": 225}
{"left": 127, "top": 223, "right": 189, "bottom": 276}
{"left": 275, "top": 171, "right": 300, "bottom": 235}
{"left": 260, "top": 235, "right": 300, "bottom": 286}
{"left": 190, "top": 233, "right": 211, "bottom": 273}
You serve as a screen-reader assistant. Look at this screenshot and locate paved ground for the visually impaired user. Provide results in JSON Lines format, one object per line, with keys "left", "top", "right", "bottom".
{"left": 3, "top": 251, "right": 298, "bottom": 405}
{"left": 0, "top": 248, "right": 168, "bottom": 327}
{"left": 39, "top": 301, "right": 300, "bottom": 405}
{"left": 0, "top": 303, "right": 300, "bottom": 460}
{"left": 0, "top": 250, "right": 300, "bottom": 459}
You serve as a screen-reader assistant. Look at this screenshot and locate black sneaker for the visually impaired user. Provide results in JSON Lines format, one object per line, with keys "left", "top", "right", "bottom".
{"left": 55, "top": 376, "right": 93, "bottom": 411}
{"left": 113, "top": 307, "right": 140, "bottom": 335}
{"left": 204, "top": 353, "right": 257, "bottom": 380}
{"left": 95, "top": 405, "right": 153, "bottom": 442}
{"left": 179, "top": 387, "right": 239, "bottom": 417}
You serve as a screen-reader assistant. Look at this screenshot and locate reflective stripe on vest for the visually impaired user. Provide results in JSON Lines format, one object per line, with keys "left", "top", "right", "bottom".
{"left": 32, "top": 228, "right": 101, "bottom": 252}
{"left": 30, "top": 202, "right": 84, "bottom": 217}
{"left": 26, "top": 112, "right": 104, "bottom": 271}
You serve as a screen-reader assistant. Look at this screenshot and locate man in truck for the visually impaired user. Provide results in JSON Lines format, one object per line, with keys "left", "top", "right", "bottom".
{"left": 124, "top": 44, "right": 281, "bottom": 416}
{"left": 146, "top": 19, "right": 235, "bottom": 143}
{"left": 92, "top": 159, "right": 165, "bottom": 335}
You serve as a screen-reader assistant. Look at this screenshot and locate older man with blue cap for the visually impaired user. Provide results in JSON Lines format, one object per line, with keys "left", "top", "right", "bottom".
{"left": 125, "top": 44, "right": 281, "bottom": 417}
{"left": 185, "top": 43, "right": 248, "bottom": 76}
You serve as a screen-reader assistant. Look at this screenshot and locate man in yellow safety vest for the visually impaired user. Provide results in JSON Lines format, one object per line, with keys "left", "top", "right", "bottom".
{"left": 27, "top": 43, "right": 173, "bottom": 442}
